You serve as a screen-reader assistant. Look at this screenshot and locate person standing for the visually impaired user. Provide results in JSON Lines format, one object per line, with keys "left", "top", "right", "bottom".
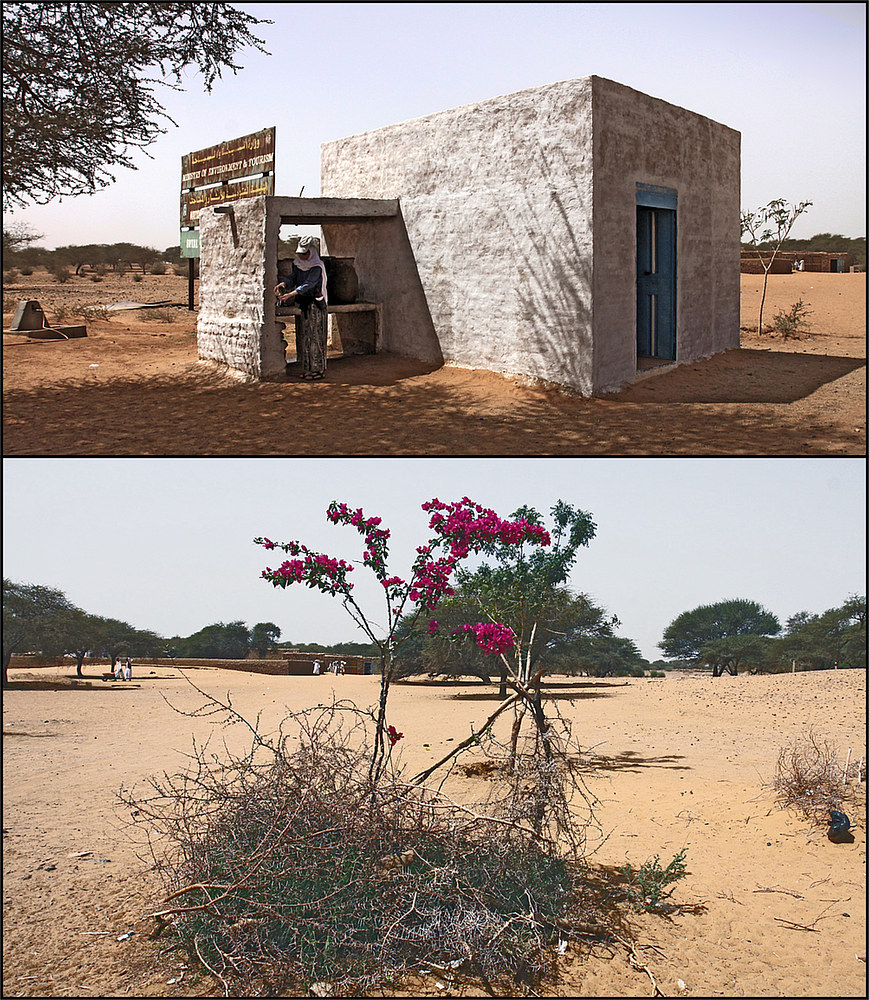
{"left": 275, "top": 235, "right": 329, "bottom": 380}
{"left": 124, "top": 657, "right": 132, "bottom": 682}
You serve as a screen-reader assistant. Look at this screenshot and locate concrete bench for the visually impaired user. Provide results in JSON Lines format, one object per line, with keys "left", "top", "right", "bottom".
{"left": 276, "top": 301, "right": 381, "bottom": 355}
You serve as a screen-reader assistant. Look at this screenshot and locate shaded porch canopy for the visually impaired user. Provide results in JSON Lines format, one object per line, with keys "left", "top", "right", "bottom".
{"left": 267, "top": 197, "right": 401, "bottom": 362}
{"left": 269, "top": 196, "right": 399, "bottom": 223}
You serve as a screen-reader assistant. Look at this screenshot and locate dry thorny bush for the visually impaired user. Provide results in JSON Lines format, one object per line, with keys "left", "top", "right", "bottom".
{"left": 772, "top": 729, "right": 863, "bottom": 825}
{"left": 119, "top": 684, "right": 628, "bottom": 997}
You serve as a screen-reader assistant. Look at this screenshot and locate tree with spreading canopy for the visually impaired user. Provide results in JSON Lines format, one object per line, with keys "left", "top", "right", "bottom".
{"left": 3, "top": 578, "right": 163, "bottom": 681}
{"left": 659, "top": 598, "right": 781, "bottom": 673}
{"left": 52, "top": 608, "right": 109, "bottom": 677}
{"left": 2, "top": 3, "right": 270, "bottom": 208}
{"left": 549, "top": 633, "right": 648, "bottom": 678}
{"left": 411, "top": 502, "right": 604, "bottom": 698}
{"left": 87, "top": 616, "right": 162, "bottom": 668}
{"left": 696, "top": 634, "right": 775, "bottom": 677}
{"left": 395, "top": 585, "right": 621, "bottom": 685}
{"left": 2, "top": 578, "right": 81, "bottom": 686}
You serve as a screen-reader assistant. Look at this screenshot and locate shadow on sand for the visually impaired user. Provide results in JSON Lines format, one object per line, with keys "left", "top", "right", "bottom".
{"left": 450, "top": 680, "right": 632, "bottom": 703}
{"left": 587, "top": 750, "right": 691, "bottom": 772}
{"left": 613, "top": 348, "right": 864, "bottom": 404}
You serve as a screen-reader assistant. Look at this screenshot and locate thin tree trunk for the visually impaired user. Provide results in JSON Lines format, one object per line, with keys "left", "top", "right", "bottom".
{"left": 758, "top": 265, "right": 770, "bottom": 334}
{"left": 509, "top": 702, "right": 527, "bottom": 768}
{"left": 369, "top": 643, "right": 394, "bottom": 786}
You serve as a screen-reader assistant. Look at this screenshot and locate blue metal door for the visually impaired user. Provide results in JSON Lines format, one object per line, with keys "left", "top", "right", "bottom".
{"left": 636, "top": 206, "right": 676, "bottom": 360}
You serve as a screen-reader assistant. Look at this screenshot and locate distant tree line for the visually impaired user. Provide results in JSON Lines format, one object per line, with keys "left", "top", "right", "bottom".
{"left": 4, "top": 577, "right": 864, "bottom": 688}
{"left": 1, "top": 579, "right": 289, "bottom": 686}
{"left": 659, "top": 596, "right": 865, "bottom": 676}
{"left": 740, "top": 232, "right": 866, "bottom": 269}
{"left": 3, "top": 226, "right": 190, "bottom": 277}
{"left": 2, "top": 579, "right": 163, "bottom": 686}
{"left": 164, "top": 625, "right": 379, "bottom": 661}
{"left": 165, "top": 621, "right": 281, "bottom": 660}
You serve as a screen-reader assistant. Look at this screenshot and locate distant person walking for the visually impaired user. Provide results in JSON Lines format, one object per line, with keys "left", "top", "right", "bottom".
{"left": 124, "top": 658, "right": 132, "bottom": 682}
{"left": 275, "top": 235, "right": 329, "bottom": 380}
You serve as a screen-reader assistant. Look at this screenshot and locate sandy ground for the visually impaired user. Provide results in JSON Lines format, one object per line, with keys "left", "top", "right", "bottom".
{"left": 2, "top": 664, "right": 865, "bottom": 998}
{"left": 2, "top": 271, "right": 865, "bottom": 456}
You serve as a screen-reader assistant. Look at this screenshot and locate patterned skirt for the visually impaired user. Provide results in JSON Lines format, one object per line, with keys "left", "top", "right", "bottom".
{"left": 295, "top": 299, "right": 327, "bottom": 377}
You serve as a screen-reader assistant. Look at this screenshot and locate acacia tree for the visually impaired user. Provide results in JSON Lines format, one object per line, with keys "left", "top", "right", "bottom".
{"left": 87, "top": 616, "right": 161, "bottom": 668}
{"left": 423, "top": 503, "right": 606, "bottom": 766}
{"left": 2, "top": 579, "right": 82, "bottom": 685}
{"left": 2, "top": 221, "right": 43, "bottom": 262}
{"left": 741, "top": 198, "right": 812, "bottom": 335}
{"left": 660, "top": 598, "right": 781, "bottom": 671}
{"left": 176, "top": 621, "right": 252, "bottom": 659}
{"left": 53, "top": 609, "right": 107, "bottom": 677}
{"left": 394, "top": 584, "right": 615, "bottom": 686}
{"left": 550, "top": 633, "right": 647, "bottom": 678}
{"left": 2, "top": 3, "right": 270, "bottom": 207}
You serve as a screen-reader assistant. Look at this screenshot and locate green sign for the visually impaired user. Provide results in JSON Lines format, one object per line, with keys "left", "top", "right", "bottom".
{"left": 180, "top": 228, "right": 200, "bottom": 258}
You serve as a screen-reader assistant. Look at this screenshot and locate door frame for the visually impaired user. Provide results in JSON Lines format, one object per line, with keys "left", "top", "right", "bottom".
{"left": 636, "top": 183, "right": 678, "bottom": 362}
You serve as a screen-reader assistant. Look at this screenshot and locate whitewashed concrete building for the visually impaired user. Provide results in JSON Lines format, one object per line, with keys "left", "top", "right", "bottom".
{"left": 198, "top": 76, "right": 740, "bottom": 393}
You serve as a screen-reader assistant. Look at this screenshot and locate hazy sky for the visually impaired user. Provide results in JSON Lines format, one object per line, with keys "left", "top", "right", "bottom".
{"left": 3, "top": 2, "right": 865, "bottom": 251}
{"left": 3, "top": 458, "right": 865, "bottom": 661}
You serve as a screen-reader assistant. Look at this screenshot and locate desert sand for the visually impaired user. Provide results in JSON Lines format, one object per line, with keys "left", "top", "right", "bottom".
{"left": 2, "top": 271, "right": 865, "bottom": 456}
{"left": 2, "top": 663, "right": 865, "bottom": 998}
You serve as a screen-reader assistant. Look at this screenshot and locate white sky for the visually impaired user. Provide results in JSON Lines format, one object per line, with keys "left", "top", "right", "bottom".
{"left": 3, "top": 2, "right": 865, "bottom": 251}
{"left": 3, "top": 458, "right": 865, "bottom": 661}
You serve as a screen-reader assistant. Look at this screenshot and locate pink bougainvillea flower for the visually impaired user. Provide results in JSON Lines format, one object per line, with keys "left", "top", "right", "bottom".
{"left": 454, "top": 622, "right": 517, "bottom": 656}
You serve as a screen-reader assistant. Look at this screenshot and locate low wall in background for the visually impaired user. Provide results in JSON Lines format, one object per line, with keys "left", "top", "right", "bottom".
{"left": 7, "top": 655, "right": 374, "bottom": 677}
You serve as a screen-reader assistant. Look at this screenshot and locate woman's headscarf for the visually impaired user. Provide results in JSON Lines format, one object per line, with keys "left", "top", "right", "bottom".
{"left": 293, "top": 236, "right": 328, "bottom": 304}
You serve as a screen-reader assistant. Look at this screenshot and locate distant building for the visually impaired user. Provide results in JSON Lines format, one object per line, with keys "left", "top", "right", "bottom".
{"left": 740, "top": 250, "right": 852, "bottom": 274}
{"left": 277, "top": 651, "right": 376, "bottom": 675}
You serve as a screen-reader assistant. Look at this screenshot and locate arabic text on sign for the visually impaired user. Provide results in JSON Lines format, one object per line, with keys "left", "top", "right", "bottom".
{"left": 180, "top": 176, "right": 275, "bottom": 224}
{"left": 181, "top": 128, "right": 275, "bottom": 189}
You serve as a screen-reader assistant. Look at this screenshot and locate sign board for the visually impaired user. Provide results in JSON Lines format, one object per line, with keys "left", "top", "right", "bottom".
{"left": 180, "top": 174, "right": 275, "bottom": 226}
{"left": 180, "top": 127, "right": 276, "bottom": 253}
{"left": 180, "top": 229, "right": 200, "bottom": 258}
{"left": 181, "top": 127, "right": 275, "bottom": 189}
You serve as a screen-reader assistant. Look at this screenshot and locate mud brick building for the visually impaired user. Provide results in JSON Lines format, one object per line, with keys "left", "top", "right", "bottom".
{"left": 198, "top": 76, "right": 741, "bottom": 393}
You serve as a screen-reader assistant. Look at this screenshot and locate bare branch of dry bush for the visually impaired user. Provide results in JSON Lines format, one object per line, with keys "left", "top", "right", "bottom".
{"left": 771, "top": 729, "right": 861, "bottom": 825}
{"left": 119, "top": 683, "right": 618, "bottom": 997}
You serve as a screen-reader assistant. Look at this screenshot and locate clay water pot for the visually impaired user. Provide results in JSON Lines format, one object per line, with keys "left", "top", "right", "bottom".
{"left": 322, "top": 256, "right": 359, "bottom": 304}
